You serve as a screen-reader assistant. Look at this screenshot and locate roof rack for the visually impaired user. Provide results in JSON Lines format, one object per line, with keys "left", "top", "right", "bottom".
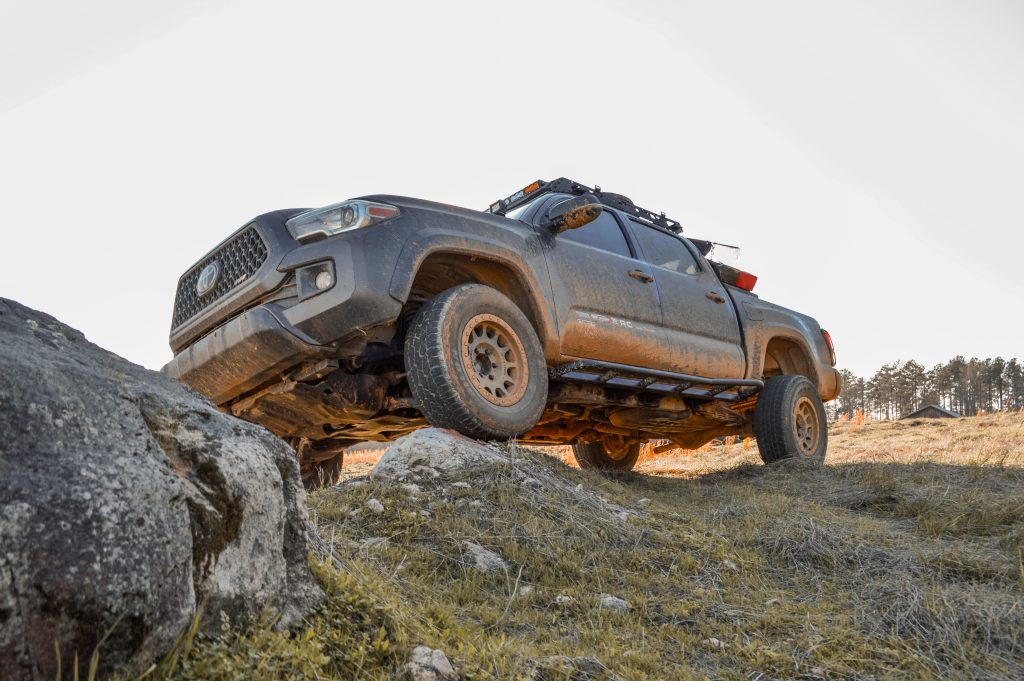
{"left": 487, "top": 177, "right": 683, "bottom": 233}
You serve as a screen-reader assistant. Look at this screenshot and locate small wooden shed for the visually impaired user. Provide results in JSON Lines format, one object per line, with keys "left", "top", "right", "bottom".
{"left": 902, "top": 404, "right": 962, "bottom": 419}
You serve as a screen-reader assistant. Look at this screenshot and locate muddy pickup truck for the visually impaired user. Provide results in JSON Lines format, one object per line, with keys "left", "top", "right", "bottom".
{"left": 163, "top": 178, "right": 841, "bottom": 485}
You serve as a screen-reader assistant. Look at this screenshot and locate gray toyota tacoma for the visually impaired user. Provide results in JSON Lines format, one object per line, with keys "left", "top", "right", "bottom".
{"left": 163, "top": 178, "right": 841, "bottom": 485}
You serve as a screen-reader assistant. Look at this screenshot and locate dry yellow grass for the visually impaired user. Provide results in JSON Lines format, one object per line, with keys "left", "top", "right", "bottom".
{"left": 641, "top": 411, "right": 1024, "bottom": 477}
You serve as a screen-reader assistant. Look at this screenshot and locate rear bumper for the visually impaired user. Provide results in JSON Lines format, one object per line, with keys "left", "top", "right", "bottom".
{"left": 822, "top": 367, "right": 842, "bottom": 401}
{"left": 162, "top": 306, "right": 329, "bottom": 405}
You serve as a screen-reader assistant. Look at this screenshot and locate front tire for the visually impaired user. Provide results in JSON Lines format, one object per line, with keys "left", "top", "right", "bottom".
{"left": 405, "top": 284, "right": 548, "bottom": 440}
{"left": 572, "top": 435, "right": 642, "bottom": 471}
{"left": 754, "top": 375, "right": 827, "bottom": 465}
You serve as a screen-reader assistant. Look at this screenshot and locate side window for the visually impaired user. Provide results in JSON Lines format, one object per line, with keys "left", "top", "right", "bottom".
{"left": 556, "top": 204, "right": 632, "bottom": 257}
{"left": 630, "top": 221, "right": 699, "bottom": 275}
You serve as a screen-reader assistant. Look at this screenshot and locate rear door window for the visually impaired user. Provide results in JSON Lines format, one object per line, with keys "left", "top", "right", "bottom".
{"left": 629, "top": 221, "right": 699, "bottom": 274}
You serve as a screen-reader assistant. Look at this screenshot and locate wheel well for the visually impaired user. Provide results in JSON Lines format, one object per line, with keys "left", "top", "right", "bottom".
{"left": 763, "top": 337, "right": 817, "bottom": 385}
{"left": 404, "top": 253, "right": 545, "bottom": 340}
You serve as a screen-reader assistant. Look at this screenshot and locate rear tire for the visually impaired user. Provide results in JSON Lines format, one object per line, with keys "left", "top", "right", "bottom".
{"left": 405, "top": 284, "right": 548, "bottom": 439}
{"left": 300, "top": 452, "right": 343, "bottom": 489}
{"left": 572, "top": 435, "right": 642, "bottom": 471}
{"left": 754, "top": 375, "right": 827, "bottom": 465}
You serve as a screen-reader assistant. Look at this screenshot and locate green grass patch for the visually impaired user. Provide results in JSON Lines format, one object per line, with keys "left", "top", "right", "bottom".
{"left": 148, "top": 431, "right": 1024, "bottom": 680}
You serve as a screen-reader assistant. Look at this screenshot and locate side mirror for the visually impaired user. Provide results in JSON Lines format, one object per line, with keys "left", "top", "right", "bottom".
{"left": 540, "top": 195, "right": 603, "bottom": 235}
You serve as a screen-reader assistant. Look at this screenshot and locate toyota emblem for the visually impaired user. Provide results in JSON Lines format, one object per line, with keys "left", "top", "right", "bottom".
{"left": 196, "top": 261, "right": 222, "bottom": 297}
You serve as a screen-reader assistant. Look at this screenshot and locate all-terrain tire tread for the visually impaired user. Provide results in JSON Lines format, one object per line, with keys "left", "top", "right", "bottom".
{"left": 301, "top": 453, "right": 343, "bottom": 489}
{"left": 754, "top": 375, "right": 826, "bottom": 465}
{"left": 405, "top": 284, "right": 546, "bottom": 440}
{"left": 571, "top": 441, "right": 642, "bottom": 471}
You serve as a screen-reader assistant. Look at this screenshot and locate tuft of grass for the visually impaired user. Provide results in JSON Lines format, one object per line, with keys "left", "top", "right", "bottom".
{"left": 145, "top": 413, "right": 1024, "bottom": 680}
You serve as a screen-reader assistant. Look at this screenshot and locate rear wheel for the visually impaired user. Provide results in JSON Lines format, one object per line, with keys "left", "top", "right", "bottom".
{"left": 300, "top": 453, "right": 344, "bottom": 489}
{"left": 296, "top": 439, "right": 346, "bottom": 489}
{"left": 572, "top": 434, "right": 642, "bottom": 471}
{"left": 405, "top": 284, "right": 548, "bottom": 439}
{"left": 754, "top": 375, "right": 827, "bottom": 464}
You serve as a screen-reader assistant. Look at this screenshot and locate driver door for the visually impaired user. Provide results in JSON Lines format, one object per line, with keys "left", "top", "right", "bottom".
{"left": 534, "top": 197, "right": 667, "bottom": 367}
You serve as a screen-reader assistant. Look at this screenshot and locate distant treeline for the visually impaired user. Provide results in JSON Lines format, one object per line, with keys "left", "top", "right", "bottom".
{"left": 831, "top": 356, "right": 1024, "bottom": 420}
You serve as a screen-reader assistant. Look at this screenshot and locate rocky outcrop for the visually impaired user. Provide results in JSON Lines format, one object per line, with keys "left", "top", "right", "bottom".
{"left": 0, "top": 299, "right": 321, "bottom": 680}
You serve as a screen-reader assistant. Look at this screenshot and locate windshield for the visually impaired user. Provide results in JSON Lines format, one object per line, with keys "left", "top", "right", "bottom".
{"left": 503, "top": 193, "right": 552, "bottom": 221}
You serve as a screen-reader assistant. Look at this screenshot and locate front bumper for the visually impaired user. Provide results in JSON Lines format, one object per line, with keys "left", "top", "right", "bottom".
{"left": 165, "top": 211, "right": 409, "bottom": 405}
{"left": 162, "top": 305, "right": 330, "bottom": 405}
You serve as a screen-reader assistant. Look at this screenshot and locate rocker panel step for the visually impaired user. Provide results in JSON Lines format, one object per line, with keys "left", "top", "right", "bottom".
{"left": 549, "top": 359, "right": 763, "bottom": 402}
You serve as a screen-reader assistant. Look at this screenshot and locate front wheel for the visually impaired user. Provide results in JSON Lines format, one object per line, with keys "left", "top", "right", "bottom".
{"left": 754, "top": 375, "right": 827, "bottom": 465}
{"left": 572, "top": 435, "right": 642, "bottom": 471}
{"left": 405, "top": 284, "right": 548, "bottom": 440}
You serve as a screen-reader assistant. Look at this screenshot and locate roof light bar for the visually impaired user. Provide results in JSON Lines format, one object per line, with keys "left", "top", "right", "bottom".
{"left": 488, "top": 177, "right": 683, "bottom": 233}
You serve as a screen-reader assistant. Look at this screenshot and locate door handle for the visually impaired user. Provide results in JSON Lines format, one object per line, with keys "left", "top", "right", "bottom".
{"left": 706, "top": 291, "right": 726, "bottom": 304}
{"left": 628, "top": 269, "right": 654, "bottom": 283}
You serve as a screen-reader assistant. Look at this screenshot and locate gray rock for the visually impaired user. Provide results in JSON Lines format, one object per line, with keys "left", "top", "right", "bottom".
{"left": 371, "top": 429, "right": 505, "bottom": 481}
{"left": 366, "top": 498, "right": 385, "bottom": 514}
{"left": 463, "top": 541, "right": 507, "bottom": 572}
{"left": 0, "top": 299, "right": 322, "bottom": 680}
{"left": 599, "top": 593, "right": 630, "bottom": 611}
{"left": 407, "top": 645, "right": 455, "bottom": 680}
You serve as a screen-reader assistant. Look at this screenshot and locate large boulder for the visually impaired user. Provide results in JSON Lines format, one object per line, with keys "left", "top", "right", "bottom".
{"left": 0, "top": 299, "right": 322, "bottom": 680}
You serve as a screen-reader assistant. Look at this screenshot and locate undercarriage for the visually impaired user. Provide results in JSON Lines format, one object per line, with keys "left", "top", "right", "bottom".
{"left": 227, "top": 356, "right": 764, "bottom": 454}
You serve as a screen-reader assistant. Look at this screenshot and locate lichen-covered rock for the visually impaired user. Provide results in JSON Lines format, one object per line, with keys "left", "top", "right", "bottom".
{"left": 463, "top": 541, "right": 507, "bottom": 572}
{"left": 407, "top": 645, "right": 455, "bottom": 681}
{"left": 371, "top": 428, "right": 506, "bottom": 481}
{"left": 0, "top": 299, "right": 322, "bottom": 680}
{"left": 598, "top": 594, "right": 630, "bottom": 612}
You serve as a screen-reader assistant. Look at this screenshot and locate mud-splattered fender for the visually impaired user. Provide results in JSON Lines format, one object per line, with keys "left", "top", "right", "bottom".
{"left": 728, "top": 288, "right": 841, "bottom": 401}
{"left": 380, "top": 202, "right": 559, "bottom": 357}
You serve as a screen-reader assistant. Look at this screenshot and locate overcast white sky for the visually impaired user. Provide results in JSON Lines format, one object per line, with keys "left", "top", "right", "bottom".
{"left": 2, "top": 0, "right": 1022, "bottom": 378}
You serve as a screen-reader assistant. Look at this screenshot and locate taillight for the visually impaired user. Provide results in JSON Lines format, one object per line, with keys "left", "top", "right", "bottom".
{"left": 712, "top": 261, "right": 758, "bottom": 292}
{"left": 821, "top": 329, "right": 836, "bottom": 366}
{"left": 734, "top": 271, "right": 758, "bottom": 292}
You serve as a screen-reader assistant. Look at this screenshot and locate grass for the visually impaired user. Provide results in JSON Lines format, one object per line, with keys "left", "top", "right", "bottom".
{"left": 147, "top": 412, "right": 1024, "bottom": 680}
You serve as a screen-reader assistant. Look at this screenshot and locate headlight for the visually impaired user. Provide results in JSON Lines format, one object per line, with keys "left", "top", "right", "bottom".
{"left": 286, "top": 200, "right": 400, "bottom": 241}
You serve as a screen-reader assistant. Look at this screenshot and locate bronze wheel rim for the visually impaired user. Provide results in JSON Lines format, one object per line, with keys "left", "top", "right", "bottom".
{"left": 601, "top": 434, "right": 633, "bottom": 461}
{"left": 460, "top": 314, "right": 529, "bottom": 407}
{"left": 793, "top": 396, "right": 821, "bottom": 456}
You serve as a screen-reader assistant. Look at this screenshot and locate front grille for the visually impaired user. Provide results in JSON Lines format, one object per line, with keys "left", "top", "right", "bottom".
{"left": 172, "top": 225, "right": 268, "bottom": 329}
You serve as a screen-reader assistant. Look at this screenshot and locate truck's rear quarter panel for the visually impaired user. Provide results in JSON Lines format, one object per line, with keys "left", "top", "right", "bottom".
{"left": 728, "top": 287, "right": 842, "bottom": 400}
